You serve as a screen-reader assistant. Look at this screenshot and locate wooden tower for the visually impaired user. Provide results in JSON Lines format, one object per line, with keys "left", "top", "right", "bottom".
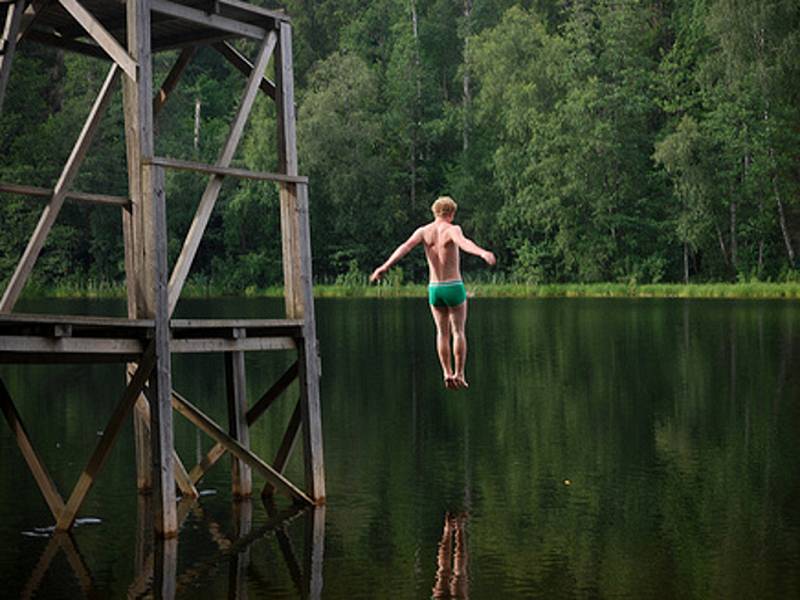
{"left": 0, "top": 0, "right": 324, "bottom": 537}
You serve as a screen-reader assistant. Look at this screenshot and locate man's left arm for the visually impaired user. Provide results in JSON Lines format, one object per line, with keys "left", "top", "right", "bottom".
{"left": 450, "top": 226, "right": 496, "bottom": 265}
{"left": 370, "top": 228, "right": 424, "bottom": 282}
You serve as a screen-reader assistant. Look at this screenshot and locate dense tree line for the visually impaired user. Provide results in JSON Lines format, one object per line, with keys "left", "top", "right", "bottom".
{"left": 1, "top": 0, "right": 799, "bottom": 290}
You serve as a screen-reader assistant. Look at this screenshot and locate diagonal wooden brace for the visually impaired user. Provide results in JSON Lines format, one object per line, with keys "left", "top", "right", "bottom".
{"left": 167, "top": 30, "right": 277, "bottom": 316}
{"left": 172, "top": 389, "right": 313, "bottom": 506}
{"left": 56, "top": 344, "right": 157, "bottom": 531}
{"left": 189, "top": 360, "right": 298, "bottom": 484}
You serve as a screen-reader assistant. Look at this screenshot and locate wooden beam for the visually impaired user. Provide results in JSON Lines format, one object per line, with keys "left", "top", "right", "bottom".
{"left": 56, "top": 344, "right": 156, "bottom": 531}
{"left": 57, "top": 0, "right": 137, "bottom": 81}
{"left": 150, "top": 0, "right": 266, "bottom": 40}
{"left": 213, "top": 41, "right": 275, "bottom": 100}
{"left": 170, "top": 336, "right": 295, "bottom": 353}
{"left": 0, "top": 182, "right": 130, "bottom": 207}
{"left": 147, "top": 155, "right": 308, "bottom": 184}
{"left": 226, "top": 349, "right": 252, "bottom": 497}
{"left": 218, "top": 0, "right": 290, "bottom": 23}
{"left": 172, "top": 389, "right": 313, "bottom": 506}
{"left": 167, "top": 30, "right": 277, "bottom": 316}
{"left": 23, "top": 29, "right": 108, "bottom": 60}
{"left": 0, "top": 378, "right": 66, "bottom": 521}
{"left": 0, "top": 335, "right": 144, "bottom": 355}
{"left": 153, "top": 45, "right": 196, "bottom": 116}
{"left": 0, "top": 0, "right": 25, "bottom": 114}
{"left": 0, "top": 63, "right": 120, "bottom": 313}
{"left": 188, "top": 360, "right": 298, "bottom": 485}
{"left": 263, "top": 398, "right": 301, "bottom": 498}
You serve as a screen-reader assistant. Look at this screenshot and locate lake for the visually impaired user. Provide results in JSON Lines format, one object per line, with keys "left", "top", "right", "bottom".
{"left": 1, "top": 297, "right": 799, "bottom": 598}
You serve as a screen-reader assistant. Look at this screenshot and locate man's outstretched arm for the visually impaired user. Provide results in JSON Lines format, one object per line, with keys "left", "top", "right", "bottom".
{"left": 450, "top": 226, "right": 496, "bottom": 265}
{"left": 370, "top": 228, "right": 424, "bottom": 281}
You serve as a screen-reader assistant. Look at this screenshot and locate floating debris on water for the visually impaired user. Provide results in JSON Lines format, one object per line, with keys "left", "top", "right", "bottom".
{"left": 199, "top": 489, "right": 217, "bottom": 497}
{"left": 563, "top": 479, "right": 572, "bottom": 486}
{"left": 22, "top": 525, "right": 55, "bottom": 538}
{"left": 75, "top": 517, "right": 102, "bottom": 527}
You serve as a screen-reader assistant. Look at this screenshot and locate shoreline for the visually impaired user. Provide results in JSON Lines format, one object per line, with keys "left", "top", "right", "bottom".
{"left": 17, "top": 281, "right": 800, "bottom": 301}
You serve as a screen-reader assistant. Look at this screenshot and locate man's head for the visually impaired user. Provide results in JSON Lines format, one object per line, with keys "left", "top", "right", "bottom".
{"left": 432, "top": 196, "right": 458, "bottom": 220}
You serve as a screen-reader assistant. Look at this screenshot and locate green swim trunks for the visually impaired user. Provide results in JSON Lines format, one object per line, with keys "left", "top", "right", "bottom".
{"left": 428, "top": 280, "right": 467, "bottom": 308}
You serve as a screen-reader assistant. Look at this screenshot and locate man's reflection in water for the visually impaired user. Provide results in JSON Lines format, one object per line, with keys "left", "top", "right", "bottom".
{"left": 432, "top": 512, "right": 469, "bottom": 599}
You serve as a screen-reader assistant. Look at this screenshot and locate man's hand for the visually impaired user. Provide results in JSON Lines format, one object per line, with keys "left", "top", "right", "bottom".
{"left": 369, "top": 266, "right": 387, "bottom": 282}
{"left": 482, "top": 251, "right": 496, "bottom": 266}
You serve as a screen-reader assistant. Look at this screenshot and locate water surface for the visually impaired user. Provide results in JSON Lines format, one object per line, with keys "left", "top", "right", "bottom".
{"left": 1, "top": 297, "right": 799, "bottom": 598}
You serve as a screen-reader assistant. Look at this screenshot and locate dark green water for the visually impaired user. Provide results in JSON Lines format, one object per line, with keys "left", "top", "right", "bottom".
{"left": 1, "top": 297, "right": 799, "bottom": 599}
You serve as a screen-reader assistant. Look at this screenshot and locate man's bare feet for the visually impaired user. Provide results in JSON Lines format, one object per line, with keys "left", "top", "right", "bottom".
{"left": 454, "top": 374, "right": 469, "bottom": 389}
{"left": 444, "top": 375, "right": 458, "bottom": 390}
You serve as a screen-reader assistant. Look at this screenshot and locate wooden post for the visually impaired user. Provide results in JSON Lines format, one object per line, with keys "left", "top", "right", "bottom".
{"left": 144, "top": 163, "right": 178, "bottom": 537}
{"left": 225, "top": 346, "right": 252, "bottom": 497}
{"left": 275, "top": 21, "right": 325, "bottom": 502}
{"left": 0, "top": 0, "right": 25, "bottom": 114}
{"left": 305, "top": 506, "right": 326, "bottom": 599}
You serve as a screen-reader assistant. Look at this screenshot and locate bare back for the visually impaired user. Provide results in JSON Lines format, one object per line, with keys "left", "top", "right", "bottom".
{"left": 421, "top": 221, "right": 461, "bottom": 282}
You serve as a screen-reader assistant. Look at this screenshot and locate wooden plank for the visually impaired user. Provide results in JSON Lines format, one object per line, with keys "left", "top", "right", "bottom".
{"left": 226, "top": 349, "right": 252, "bottom": 497}
{"left": 151, "top": 0, "right": 266, "bottom": 40}
{"left": 0, "top": 312, "right": 153, "bottom": 328}
{"left": 0, "top": 336, "right": 145, "bottom": 355}
{"left": 170, "top": 336, "right": 295, "bottom": 353}
{"left": 0, "top": 63, "right": 120, "bottom": 313}
{"left": 153, "top": 45, "right": 196, "bottom": 116}
{"left": 0, "top": 0, "right": 25, "bottom": 114}
{"left": 167, "top": 30, "right": 277, "bottom": 316}
{"left": 0, "top": 378, "right": 66, "bottom": 520}
{"left": 188, "top": 361, "right": 298, "bottom": 485}
{"left": 213, "top": 41, "right": 275, "bottom": 100}
{"left": 57, "top": 0, "right": 137, "bottom": 81}
{"left": 147, "top": 155, "right": 308, "bottom": 184}
{"left": 0, "top": 181, "right": 130, "bottom": 207}
{"left": 170, "top": 318, "right": 302, "bottom": 330}
{"left": 56, "top": 344, "right": 156, "bottom": 531}
{"left": 171, "top": 389, "right": 313, "bottom": 506}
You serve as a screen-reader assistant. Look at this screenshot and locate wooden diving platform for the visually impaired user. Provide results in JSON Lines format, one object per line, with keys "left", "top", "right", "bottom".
{"left": 0, "top": 0, "right": 325, "bottom": 542}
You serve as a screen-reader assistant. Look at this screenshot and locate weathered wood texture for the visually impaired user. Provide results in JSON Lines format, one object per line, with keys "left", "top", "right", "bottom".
{"left": 57, "top": 0, "right": 138, "bottom": 80}
{"left": 226, "top": 349, "right": 252, "bottom": 496}
{"left": 172, "top": 389, "right": 313, "bottom": 505}
{"left": 276, "top": 22, "right": 325, "bottom": 502}
{"left": 213, "top": 40, "right": 276, "bottom": 99}
{"left": 147, "top": 155, "right": 308, "bottom": 184}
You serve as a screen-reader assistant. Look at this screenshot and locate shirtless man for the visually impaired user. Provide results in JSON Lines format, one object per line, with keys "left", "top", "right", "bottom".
{"left": 370, "top": 196, "right": 496, "bottom": 390}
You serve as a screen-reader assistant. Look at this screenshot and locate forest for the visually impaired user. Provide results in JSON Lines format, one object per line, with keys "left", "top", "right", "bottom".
{"left": 1, "top": 0, "right": 799, "bottom": 291}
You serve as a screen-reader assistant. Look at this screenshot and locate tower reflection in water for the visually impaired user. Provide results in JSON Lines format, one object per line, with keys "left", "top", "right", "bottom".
{"left": 20, "top": 496, "right": 325, "bottom": 600}
{"left": 432, "top": 512, "right": 469, "bottom": 599}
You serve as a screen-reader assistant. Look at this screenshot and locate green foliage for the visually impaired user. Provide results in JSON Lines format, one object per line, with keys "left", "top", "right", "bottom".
{"left": 1, "top": 0, "right": 798, "bottom": 291}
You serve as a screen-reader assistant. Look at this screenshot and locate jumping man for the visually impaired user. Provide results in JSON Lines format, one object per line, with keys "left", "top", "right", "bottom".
{"left": 370, "top": 196, "right": 496, "bottom": 390}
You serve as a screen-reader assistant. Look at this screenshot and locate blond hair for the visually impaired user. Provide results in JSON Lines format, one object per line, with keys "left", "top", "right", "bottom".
{"left": 431, "top": 196, "right": 458, "bottom": 217}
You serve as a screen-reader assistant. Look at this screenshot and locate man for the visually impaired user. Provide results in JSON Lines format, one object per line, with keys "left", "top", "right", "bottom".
{"left": 370, "top": 196, "right": 496, "bottom": 390}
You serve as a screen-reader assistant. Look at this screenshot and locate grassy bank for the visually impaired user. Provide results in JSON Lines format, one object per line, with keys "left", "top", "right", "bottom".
{"left": 20, "top": 280, "right": 800, "bottom": 300}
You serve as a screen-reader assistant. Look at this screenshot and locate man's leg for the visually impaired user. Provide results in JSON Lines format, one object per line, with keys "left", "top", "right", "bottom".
{"left": 430, "top": 305, "right": 455, "bottom": 388}
{"left": 450, "top": 301, "right": 468, "bottom": 389}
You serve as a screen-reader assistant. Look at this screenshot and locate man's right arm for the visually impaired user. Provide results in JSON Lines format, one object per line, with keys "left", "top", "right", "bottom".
{"left": 370, "top": 228, "right": 425, "bottom": 282}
